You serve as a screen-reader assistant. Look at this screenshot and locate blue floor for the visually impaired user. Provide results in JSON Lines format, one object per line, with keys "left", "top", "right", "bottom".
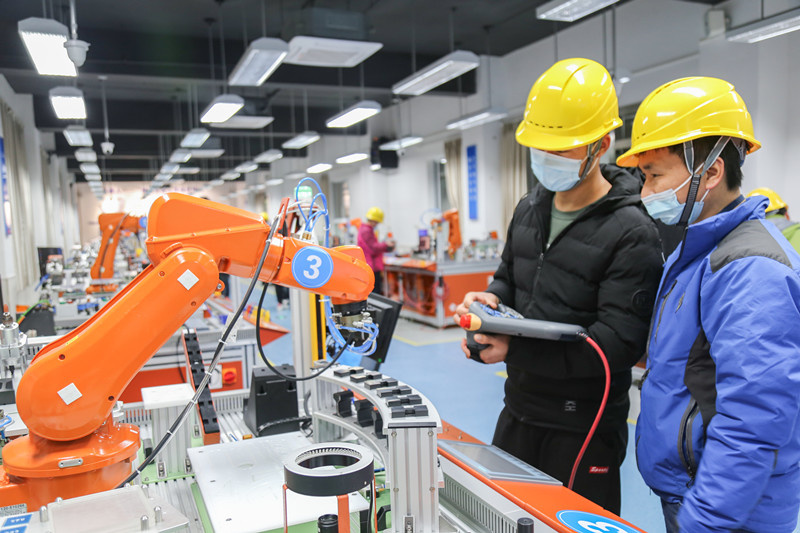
{"left": 249, "top": 288, "right": 800, "bottom": 533}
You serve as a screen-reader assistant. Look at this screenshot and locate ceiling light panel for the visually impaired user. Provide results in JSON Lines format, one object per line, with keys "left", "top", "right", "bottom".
{"left": 727, "top": 7, "right": 800, "bottom": 43}
{"left": 209, "top": 179, "right": 224, "bottom": 186}
{"left": 536, "top": 0, "right": 621, "bottom": 22}
{"left": 307, "top": 163, "right": 332, "bottom": 174}
{"left": 325, "top": 100, "right": 381, "bottom": 128}
{"left": 284, "top": 36, "right": 383, "bottom": 67}
{"left": 161, "top": 163, "right": 180, "bottom": 174}
{"left": 282, "top": 131, "right": 320, "bottom": 150}
{"left": 221, "top": 171, "right": 241, "bottom": 180}
{"left": 84, "top": 174, "right": 101, "bottom": 181}
{"left": 174, "top": 167, "right": 200, "bottom": 175}
{"left": 379, "top": 136, "right": 423, "bottom": 151}
{"left": 79, "top": 163, "right": 100, "bottom": 174}
{"left": 75, "top": 149, "right": 97, "bottom": 162}
{"left": 234, "top": 161, "right": 258, "bottom": 173}
{"left": 336, "top": 152, "right": 369, "bottom": 164}
{"left": 211, "top": 115, "right": 275, "bottom": 129}
{"left": 190, "top": 148, "right": 224, "bottom": 158}
{"left": 18, "top": 17, "right": 76, "bottom": 76}
{"left": 180, "top": 128, "right": 211, "bottom": 148}
{"left": 169, "top": 149, "right": 192, "bottom": 163}
{"left": 392, "top": 50, "right": 479, "bottom": 96}
{"left": 266, "top": 178, "right": 285, "bottom": 186}
{"left": 255, "top": 149, "right": 283, "bottom": 164}
{"left": 63, "top": 126, "right": 92, "bottom": 146}
{"left": 200, "top": 94, "right": 245, "bottom": 123}
{"left": 228, "top": 37, "right": 289, "bottom": 86}
{"left": 49, "top": 86, "right": 86, "bottom": 119}
{"left": 446, "top": 108, "right": 508, "bottom": 131}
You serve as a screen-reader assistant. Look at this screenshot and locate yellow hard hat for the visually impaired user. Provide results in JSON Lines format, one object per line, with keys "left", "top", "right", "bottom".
{"left": 366, "top": 207, "right": 384, "bottom": 223}
{"left": 515, "top": 58, "right": 622, "bottom": 151}
{"left": 617, "top": 77, "right": 761, "bottom": 167}
{"left": 747, "top": 187, "right": 787, "bottom": 213}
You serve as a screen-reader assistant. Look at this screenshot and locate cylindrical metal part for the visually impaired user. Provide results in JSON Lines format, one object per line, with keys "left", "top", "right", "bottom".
{"left": 0, "top": 319, "right": 17, "bottom": 347}
{"left": 517, "top": 517, "right": 535, "bottom": 532}
{"left": 317, "top": 514, "right": 338, "bottom": 533}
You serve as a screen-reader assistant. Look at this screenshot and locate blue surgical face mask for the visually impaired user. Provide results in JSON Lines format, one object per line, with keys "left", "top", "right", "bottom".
{"left": 529, "top": 147, "right": 588, "bottom": 192}
{"left": 642, "top": 174, "right": 709, "bottom": 225}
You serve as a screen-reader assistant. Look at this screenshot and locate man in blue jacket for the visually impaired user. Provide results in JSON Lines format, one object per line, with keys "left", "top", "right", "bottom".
{"left": 617, "top": 77, "right": 800, "bottom": 533}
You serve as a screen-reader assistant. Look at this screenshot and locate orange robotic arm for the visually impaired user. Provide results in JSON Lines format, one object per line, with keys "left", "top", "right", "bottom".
{"left": 442, "top": 208, "right": 462, "bottom": 256}
{"left": 90, "top": 212, "right": 141, "bottom": 280}
{"left": 0, "top": 193, "right": 373, "bottom": 509}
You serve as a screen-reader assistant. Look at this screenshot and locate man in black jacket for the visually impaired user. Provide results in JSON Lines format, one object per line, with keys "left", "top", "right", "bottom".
{"left": 455, "top": 58, "right": 662, "bottom": 513}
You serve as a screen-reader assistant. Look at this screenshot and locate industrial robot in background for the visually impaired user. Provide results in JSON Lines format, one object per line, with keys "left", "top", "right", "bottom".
{"left": 87, "top": 212, "right": 143, "bottom": 294}
{"left": 0, "top": 193, "right": 375, "bottom": 511}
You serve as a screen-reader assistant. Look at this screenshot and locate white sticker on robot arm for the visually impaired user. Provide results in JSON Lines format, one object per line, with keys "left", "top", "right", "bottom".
{"left": 58, "top": 383, "right": 82, "bottom": 405}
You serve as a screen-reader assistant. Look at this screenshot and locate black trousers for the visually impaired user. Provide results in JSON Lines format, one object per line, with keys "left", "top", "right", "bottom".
{"left": 372, "top": 270, "right": 384, "bottom": 295}
{"left": 492, "top": 407, "right": 627, "bottom": 514}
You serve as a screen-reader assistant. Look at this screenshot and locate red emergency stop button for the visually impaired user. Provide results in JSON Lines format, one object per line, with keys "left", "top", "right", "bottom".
{"left": 222, "top": 368, "right": 238, "bottom": 385}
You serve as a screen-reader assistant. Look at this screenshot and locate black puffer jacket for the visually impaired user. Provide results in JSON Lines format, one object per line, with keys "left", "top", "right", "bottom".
{"left": 487, "top": 165, "right": 662, "bottom": 432}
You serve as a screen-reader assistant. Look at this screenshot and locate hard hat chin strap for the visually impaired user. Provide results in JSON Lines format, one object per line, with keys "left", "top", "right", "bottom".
{"left": 677, "top": 136, "right": 731, "bottom": 226}
{"left": 579, "top": 139, "right": 604, "bottom": 181}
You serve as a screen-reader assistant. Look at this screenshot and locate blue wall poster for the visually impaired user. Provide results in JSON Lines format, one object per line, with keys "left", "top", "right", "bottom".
{"left": 467, "top": 144, "right": 478, "bottom": 220}
{"left": 0, "top": 137, "right": 10, "bottom": 237}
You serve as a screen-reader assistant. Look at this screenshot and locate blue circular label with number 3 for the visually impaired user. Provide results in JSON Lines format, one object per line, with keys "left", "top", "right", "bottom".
{"left": 291, "top": 247, "right": 333, "bottom": 289}
{"left": 557, "top": 511, "right": 640, "bottom": 533}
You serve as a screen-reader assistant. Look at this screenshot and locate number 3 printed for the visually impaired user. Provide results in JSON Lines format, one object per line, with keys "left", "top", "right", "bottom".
{"left": 304, "top": 254, "right": 321, "bottom": 280}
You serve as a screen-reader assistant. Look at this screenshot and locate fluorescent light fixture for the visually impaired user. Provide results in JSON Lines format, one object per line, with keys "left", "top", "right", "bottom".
{"left": 379, "top": 136, "right": 423, "bottom": 151}
{"left": 160, "top": 163, "right": 180, "bottom": 174}
{"left": 171, "top": 178, "right": 186, "bottom": 185}
{"left": 75, "top": 148, "right": 97, "bottom": 162}
{"left": 210, "top": 115, "right": 274, "bottom": 129}
{"left": 234, "top": 161, "right": 258, "bottom": 173}
{"left": 336, "top": 152, "right": 369, "bottom": 164}
{"left": 536, "top": 0, "right": 621, "bottom": 22}
{"left": 392, "top": 50, "right": 479, "bottom": 96}
{"left": 254, "top": 184, "right": 267, "bottom": 192}
{"left": 284, "top": 171, "right": 307, "bottom": 180}
{"left": 255, "top": 149, "right": 283, "bottom": 164}
{"left": 190, "top": 148, "right": 224, "bottom": 158}
{"left": 209, "top": 179, "right": 224, "bottom": 186}
{"left": 200, "top": 94, "right": 245, "bottom": 123}
{"left": 307, "top": 163, "right": 332, "bottom": 174}
{"left": 446, "top": 107, "right": 508, "bottom": 131}
{"left": 228, "top": 37, "right": 289, "bottom": 86}
{"left": 727, "top": 7, "right": 800, "bottom": 43}
{"left": 169, "top": 149, "right": 192, "bottom": 163}
{"left": 325, "top": 100, "right": 381, "bottom": 128}
{"left": 266, "top": 178, "right": 285, "bottom": 186}
{"left": 370, "top": 163, "right": 381, "bottom": 171}
{"left": 154, "top": 173, "right": 172, "bottom": 182}
{"left": 63, "top": 126, "right": 92, "bottom": 146}
{"left": 79, "top": 163, "right": 100, "bottom": 174}
{"left": 18, "top": 17, "right": 76, "bottom": 76}
{"left": 221, "top": 171, "right": 241, "bottom": 180}
{"left": 84, "top": 174, "right": 101, "bottom": 181}
{"left": 175, "top": 166, "right": 200, "bottom": 175}
{"left": 282, "top": 131, "right": 320, "bottom": 150}
{"left": 285, "top": 36, "right": 383, "bottom": 67}
{"left": 180, "top": 128, "right": 211, "bottom": 148}
{"left": 49, "top": 86, "right": 86, "bottom": 119}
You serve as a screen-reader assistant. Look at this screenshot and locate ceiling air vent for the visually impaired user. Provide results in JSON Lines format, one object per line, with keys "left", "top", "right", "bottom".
{"left": 284, "top": 36, "right": 383, "bottom": 68}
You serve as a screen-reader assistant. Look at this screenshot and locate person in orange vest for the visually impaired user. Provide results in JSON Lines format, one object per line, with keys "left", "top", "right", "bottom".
{"left": 357, "top": 207, "right": 394, "bottom": 294}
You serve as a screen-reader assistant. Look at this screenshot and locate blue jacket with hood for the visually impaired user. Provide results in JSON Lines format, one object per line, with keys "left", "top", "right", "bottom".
{"left": 637, "top": 196, "right": 800, "bottom": 533}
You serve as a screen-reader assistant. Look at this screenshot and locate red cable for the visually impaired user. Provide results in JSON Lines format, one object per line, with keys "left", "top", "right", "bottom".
{"left": 568, "top": 334, "right": 611, "bottom": 491}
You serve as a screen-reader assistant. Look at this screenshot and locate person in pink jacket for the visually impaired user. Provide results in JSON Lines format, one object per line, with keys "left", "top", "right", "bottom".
{"left": 357, "top": 207, "right": 394, "bottom": 294}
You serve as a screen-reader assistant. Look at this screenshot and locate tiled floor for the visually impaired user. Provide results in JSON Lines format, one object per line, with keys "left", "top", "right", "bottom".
{"left": 254, "top": 288, "right": 800, "bottom": 533}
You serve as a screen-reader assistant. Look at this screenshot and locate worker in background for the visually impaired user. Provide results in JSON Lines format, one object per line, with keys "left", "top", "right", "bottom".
{"left": 454, "top": 58, "right": 662, "bottom": 513}
{"left": 746, "top": 187, "right": 800, "bottom": 251}
{"left": 617, "top": 77, "right": 800, "bottom": 533}
{"left": 357, "top": 207, "right": 394, "bottom": 295}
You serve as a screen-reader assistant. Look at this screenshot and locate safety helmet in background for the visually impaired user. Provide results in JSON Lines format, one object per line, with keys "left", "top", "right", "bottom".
{"left": 617, "top": 76, "right": 761, "bottom": 167}
{"left": 366, "top": 207, "right": 384, "bottom": 223}
{"left": 747, "top": 187, "right": 787, "bottom": 213}
{"left": 515, "top": 58, "right": 622, "bottom": 151}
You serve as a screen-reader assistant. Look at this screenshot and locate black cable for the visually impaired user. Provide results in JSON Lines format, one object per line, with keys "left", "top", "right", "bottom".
{"left": 255, "top": 280, "right": 354, "bottom": 381}
{"left": 117, "top": 215, "right": 280, "bottom": 487}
